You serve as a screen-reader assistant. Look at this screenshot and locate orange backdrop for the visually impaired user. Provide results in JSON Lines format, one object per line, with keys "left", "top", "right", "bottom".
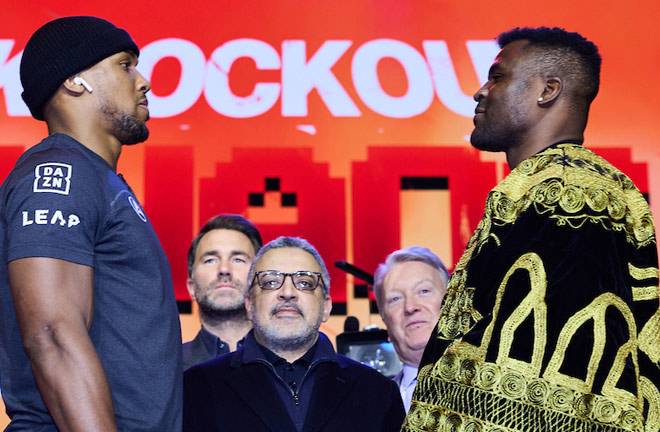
{"left": 1, "top": 0, "right": 659, "bottom": 426}
{"left": 1, "top": 0, "right": 659, "bottom": 313}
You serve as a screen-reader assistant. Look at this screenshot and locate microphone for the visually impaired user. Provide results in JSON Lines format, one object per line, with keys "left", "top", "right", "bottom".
{"left": 334, "top": 260, "right": 374, "bottom": 286}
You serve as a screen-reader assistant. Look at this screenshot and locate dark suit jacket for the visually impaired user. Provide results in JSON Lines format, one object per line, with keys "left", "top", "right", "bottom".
{"left": 182, "top": 329, "right": 212, "bottom": 371}
{"left": 184, "top": 333, "right": 405, "bottom": 432}
{"left": 182, "top": 327, "right": 247, "bottom": 371}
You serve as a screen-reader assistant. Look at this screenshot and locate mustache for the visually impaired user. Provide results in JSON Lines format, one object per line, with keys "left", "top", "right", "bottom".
{"left": 271, "top": 302, "right": 304, "bottom": 317}
{"left": 211, "top": 275, "right": 239, "bottom": 288}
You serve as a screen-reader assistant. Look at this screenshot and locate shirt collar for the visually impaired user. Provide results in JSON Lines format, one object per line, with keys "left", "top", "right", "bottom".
{"left": 241, "top": 330, "right": 338, "bottom": 366}
{"left": 199, "top": 325, "right": 245, "bottom": 356}
{"left": 400, "top": 363, "right": 419, "bottom": 389}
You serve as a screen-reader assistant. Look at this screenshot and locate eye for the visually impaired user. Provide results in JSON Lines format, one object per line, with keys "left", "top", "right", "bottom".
{"left": 417, "top": 285, "right": 437, "bottom": 296}
{"left": 263, "top": 279, "right": 280, "bottom": 288}
{"left": 387, "top": 296, "right": 401, "bottom": 305}
{"left": 203, "top": 257, "right": 218, "bottom": 264}
{"left": 119, "top": 59, "right": 135, "bottom": 71}
{"left": 490, "top": 74, "right": 506, "bottom": 85}
{"left": 294, "top": 273, "right": 317, "bottom": 290}
{"left": 232, "top": 257, "right": 247, "bottom": 264}
{"left": 259, "top": 272, "right": 282, "bottom": 289}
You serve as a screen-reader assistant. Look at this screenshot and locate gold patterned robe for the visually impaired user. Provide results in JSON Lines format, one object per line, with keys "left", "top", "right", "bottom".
{"left": 404, "top": 143, "right": 660, "bottom": 432}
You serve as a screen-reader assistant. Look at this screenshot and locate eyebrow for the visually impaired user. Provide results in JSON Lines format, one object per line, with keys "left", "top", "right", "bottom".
{"left": 386, "top": 278, "right": 437, "bottom": 295}
{"left": 117, "top": 51, "right": 139, "bottom": 65}
{"left": 414, "top": 279, "right": 437, "bottom": 288}
{"left": 200, "top": 250, "right": 252, "bottom": 259}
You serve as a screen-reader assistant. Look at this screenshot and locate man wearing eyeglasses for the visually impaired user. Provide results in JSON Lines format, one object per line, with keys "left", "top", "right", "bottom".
{"left": 183, "top": 236, "right": 405, "bottom": 432}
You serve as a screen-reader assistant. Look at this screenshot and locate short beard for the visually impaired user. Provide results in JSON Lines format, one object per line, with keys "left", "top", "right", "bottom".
{"left": 111, "top": 111, "right": 149, "bottom": 145}
{"left": 470, "top": 127, "right": 514, "bottom": 153}
{"left": 99, "top": 94, "right": 149, "bottom": 145}
{"left": 470, "top": 104, "right": 528, "bottom": 153}
{"left": 250, "top": 301, "right": 322, "bottom": 354}
{"left": 198, "top": 299, "right": 247, "bottom": 323}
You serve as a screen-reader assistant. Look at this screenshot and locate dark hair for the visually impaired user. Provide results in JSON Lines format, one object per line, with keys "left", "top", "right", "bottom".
{"left": 497, "top": 27, "right": 602, "bottom": 110}
{"left": 187, "top": 214, "right": 263, "bottom": 276}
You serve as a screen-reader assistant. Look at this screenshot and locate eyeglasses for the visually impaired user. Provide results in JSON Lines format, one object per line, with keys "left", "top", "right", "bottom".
{"left": 252, "top": 270, "right": 324, "bottom": 291}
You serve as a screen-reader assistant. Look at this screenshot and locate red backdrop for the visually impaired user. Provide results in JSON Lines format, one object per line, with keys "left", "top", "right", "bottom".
{"left": 1, "top": 0, "right": 658, "bottom": 310}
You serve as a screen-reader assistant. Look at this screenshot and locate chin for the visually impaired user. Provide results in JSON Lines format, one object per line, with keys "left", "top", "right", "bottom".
{"left": 406, "top": 325, "right": 433, "bottom": 339}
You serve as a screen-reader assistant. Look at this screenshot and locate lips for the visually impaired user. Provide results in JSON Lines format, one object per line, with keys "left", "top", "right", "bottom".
{"left": 211, "top": 277, "right": 239, "bottom": 290}
{"left": 473, "top": 106, "right": 485, "bottom": 125}
{"left": 405, "top": 320, "right": 429, "bottom": 329}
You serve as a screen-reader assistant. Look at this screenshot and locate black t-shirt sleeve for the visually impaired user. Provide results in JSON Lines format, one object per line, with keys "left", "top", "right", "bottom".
{"left": 5, "top": 148, "right": 105, "bottom": 267}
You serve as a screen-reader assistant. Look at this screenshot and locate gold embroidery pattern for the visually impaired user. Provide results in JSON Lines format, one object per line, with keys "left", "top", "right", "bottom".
{"left": 632, "top": 287, "right": 659, "bottom": 302}
{"left": 490, "top": 253, "right": 547, "bottom": 377}
{"left": 638, "top": 310, "right": 660, "bottom": 363}
{"left": 543, "top": 293, "right": 639, "bottom": 406}
{"left": 413, "top": 144, "right": 660, "bottom": 432}
{"left": 403, "top": 355, "right": 645, "bottom": 432}
{"left": 640, "top": 377, "right": 660, "bottom": 432}
{"left": 628, "top": 264, "right": 659, "bottom": 282}
{"left": 436, "top": 143, "right": 656, "bottom": 342}
{"left": 487, "top": 146, "right": 655, "bottom": 247}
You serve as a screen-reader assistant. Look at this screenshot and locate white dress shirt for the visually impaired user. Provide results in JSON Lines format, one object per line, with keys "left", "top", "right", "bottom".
{"left": 394, "top": 363, "right": 418, "bottom": 413}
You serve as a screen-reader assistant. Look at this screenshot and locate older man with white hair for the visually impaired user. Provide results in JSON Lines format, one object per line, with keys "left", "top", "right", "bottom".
{"left": 373, "top": 246, "right": 449, "bottom": 412}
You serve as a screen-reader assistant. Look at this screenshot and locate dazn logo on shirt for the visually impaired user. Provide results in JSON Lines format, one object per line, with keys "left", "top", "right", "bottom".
{"left": 33, "top": 163, "right": 72, "bottom": 195}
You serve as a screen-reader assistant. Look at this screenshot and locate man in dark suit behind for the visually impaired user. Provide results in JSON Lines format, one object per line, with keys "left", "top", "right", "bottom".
{"left": 183, "top": 214, "right": 262, "bottom": 370}
{"left": 184, "top": 236, "right": 405, "bottom": 432}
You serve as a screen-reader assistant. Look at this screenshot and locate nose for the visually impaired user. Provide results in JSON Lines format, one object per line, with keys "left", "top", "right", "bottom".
{"left": 278, "top": 277, "right": 298, "bottom": 301}
{"left": 137, "top": 70, "right": 151, "bottom": 94}
{"left": 473, "top": 82, "right": 488, "bottom": 102}
{"left": 217, "top": 259, "right": 231, "bottom": 277}
{"left": 403, "top": 297, "right": 421, "bottom": 315}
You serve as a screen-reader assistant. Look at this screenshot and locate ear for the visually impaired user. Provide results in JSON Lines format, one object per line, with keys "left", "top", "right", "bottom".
{"left": 321, "top": 296, "right": 332, "bottom": 323}
{"left": 186, "top": 278, "right": 197, "bottom": 301}
{"left": 62, "top": 76, "right": 87, "bottom": 95}
{"left": 245, "top": 293, "right": 254, "bottom": 321}
{"left": 537, "top": 77, "right": 561, "bottom": 105}
{"left": 379, "top": 308, "right": 388, "bottom": 326}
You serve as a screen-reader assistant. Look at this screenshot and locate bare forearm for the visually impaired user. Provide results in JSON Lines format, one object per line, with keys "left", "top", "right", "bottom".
{"left": 25, "top": 326, "right": 117, "bottom": 432}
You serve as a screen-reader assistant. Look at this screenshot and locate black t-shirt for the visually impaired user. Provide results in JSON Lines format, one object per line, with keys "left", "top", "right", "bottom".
{"left": 0, "top": 133, "right": 182, "bottom": 431}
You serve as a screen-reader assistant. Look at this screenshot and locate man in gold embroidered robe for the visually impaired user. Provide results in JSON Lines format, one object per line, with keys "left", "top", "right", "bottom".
{"left": 403, "top": 27, "right": 660, "bottom": 432}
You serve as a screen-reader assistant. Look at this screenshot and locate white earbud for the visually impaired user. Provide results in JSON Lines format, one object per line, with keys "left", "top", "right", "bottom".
{"left": 73, "top": 77, "right": 93, "bottom": 93}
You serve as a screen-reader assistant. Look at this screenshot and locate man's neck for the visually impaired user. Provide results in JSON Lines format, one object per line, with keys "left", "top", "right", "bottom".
{"left": 256, "top": 333, "right": 319, "bottom": 364}
{"left": 200, "top": 314, "right": 251, "bottom": 351}
{"left": 47, "top": 125, "right": 122, "bottom": 171}
{"left": 505, "top": 113, "right": 586, "bottom": 169}
{"left": 273, "top": 348, "right": 311, "bottom": 364}
{"left": 505, "top": 134, "right": 583, "bottom": 169}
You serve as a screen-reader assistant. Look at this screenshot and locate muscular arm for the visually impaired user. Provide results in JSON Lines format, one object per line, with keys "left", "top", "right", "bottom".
{"left": 9, "top": 257, "right": 117, "bottom": 432}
